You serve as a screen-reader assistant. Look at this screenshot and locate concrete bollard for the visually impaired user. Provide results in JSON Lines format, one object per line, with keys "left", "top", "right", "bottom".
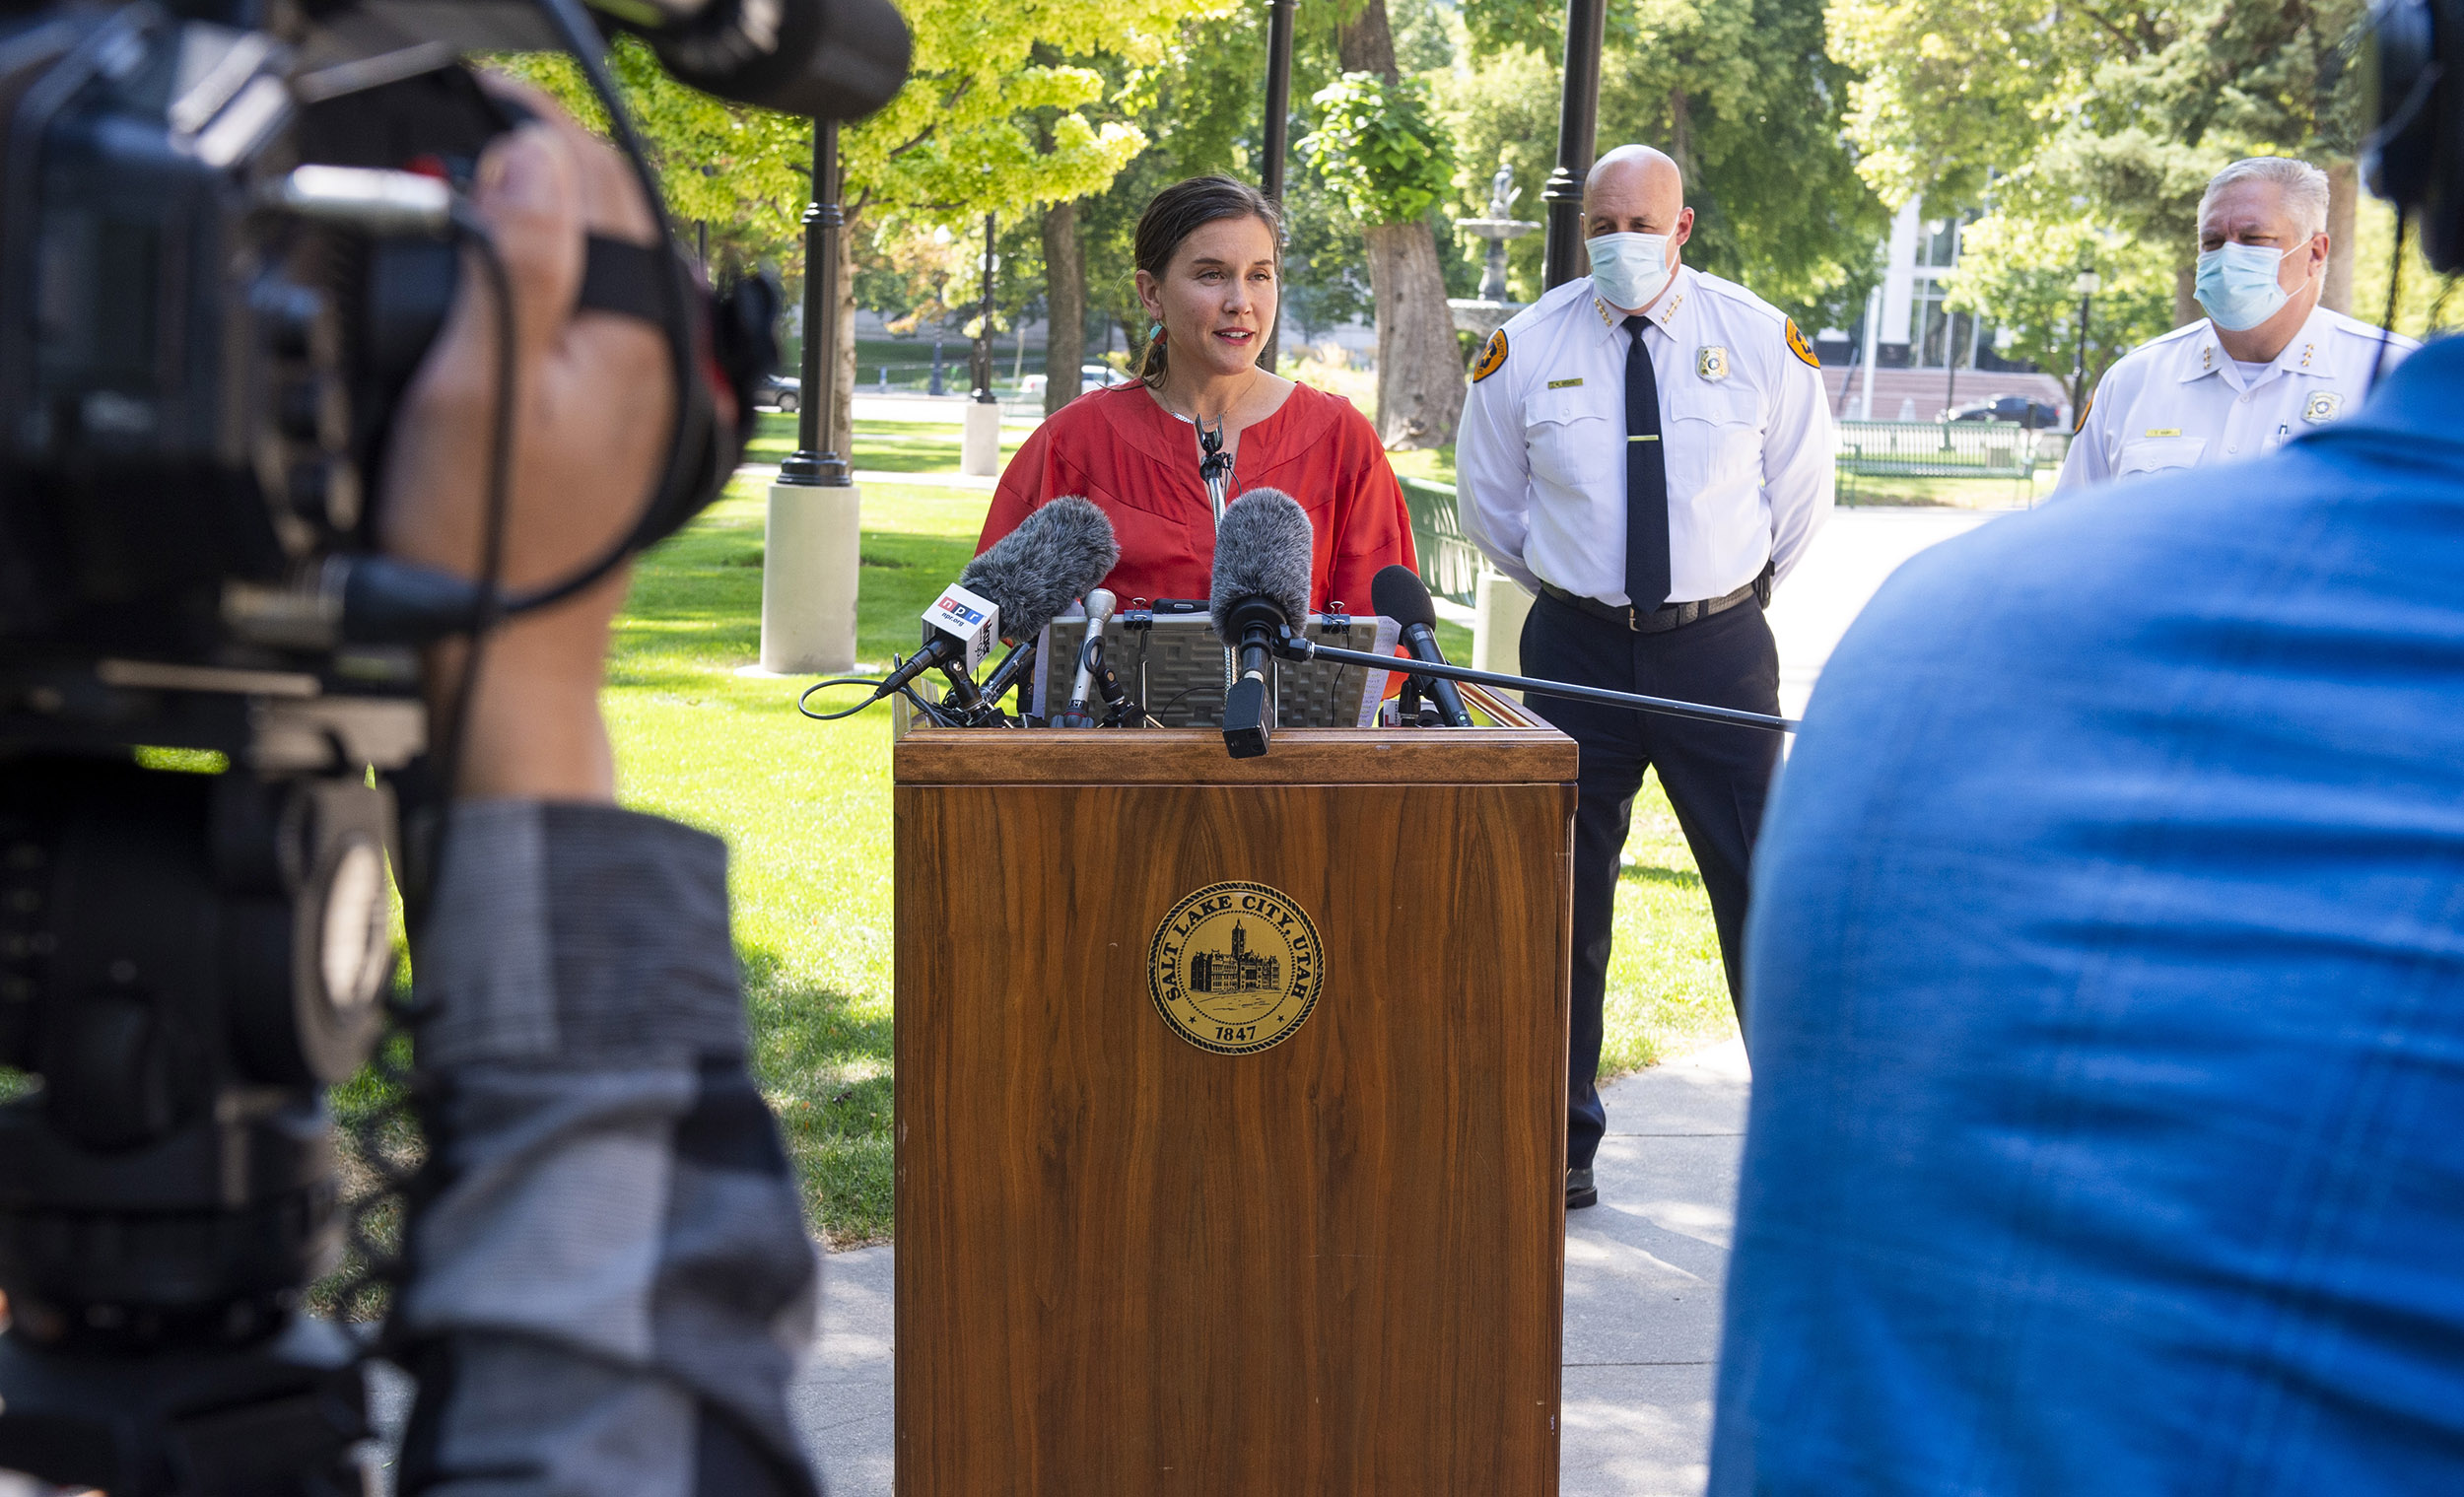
{"left": 761, "top": 480, "right": 861, "bottom": 674}
{"left": 1471, "top": 568, "right": 1534, "bottom": 699}
{"left": 960, "top": 400, "right": 1001, "bottom": 477}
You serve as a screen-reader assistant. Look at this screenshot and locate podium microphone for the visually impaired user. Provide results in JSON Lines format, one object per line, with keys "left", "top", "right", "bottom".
{"left": 1057, "top": 588, "right": 1120, "bottom": 726}
{"left": 1370, "top": 566, "right": 1472, "bottom": 727}
{"left": 869, "top": 496, "right": 1119, "bottom": 710}
{"left": 966, "top": 501, "right": 1120, "bottom": 721}
{"left": 1209, "top": 489, "right": 1315, "bottom": 759}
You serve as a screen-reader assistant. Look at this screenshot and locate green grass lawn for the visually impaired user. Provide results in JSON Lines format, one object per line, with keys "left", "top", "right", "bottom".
{"left": 743, "top": 413, "right": 1028, "bottom": 476}
{"left": 605, "top": 431, "right": 1738, "bottom": 1247}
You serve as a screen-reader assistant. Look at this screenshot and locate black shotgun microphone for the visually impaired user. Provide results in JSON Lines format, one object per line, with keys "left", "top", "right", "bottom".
{"left": 1208, "top": 489, "right": 1315, "bottom": 758}
{"left": 1371, "top": 566, "right": 1473, "bottom": 727}
{"left": 870, "top": 495, "right": 1118, "bottom": 708}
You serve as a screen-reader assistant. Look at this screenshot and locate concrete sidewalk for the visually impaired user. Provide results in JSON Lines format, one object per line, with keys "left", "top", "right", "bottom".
{"left": 1766, "top": 507, "right": 2001, "bottom": 719}
{"left": 790, "top": 1043, "right": 1753, "bottom": 1496}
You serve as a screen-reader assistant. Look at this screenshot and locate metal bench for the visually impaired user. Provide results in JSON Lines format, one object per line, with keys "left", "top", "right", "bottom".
{"left": 1398, "top": 476, "right": 1482, "bottom": 610}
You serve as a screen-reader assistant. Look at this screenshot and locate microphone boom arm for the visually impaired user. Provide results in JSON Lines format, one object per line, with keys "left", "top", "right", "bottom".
{"left": 1275, "top": 636, "right": 1801, "bottom": 734}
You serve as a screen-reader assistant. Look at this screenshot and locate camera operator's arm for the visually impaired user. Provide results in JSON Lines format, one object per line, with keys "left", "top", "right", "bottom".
{"left": 378, "top": 91, "right": 822, "bottom": 1497}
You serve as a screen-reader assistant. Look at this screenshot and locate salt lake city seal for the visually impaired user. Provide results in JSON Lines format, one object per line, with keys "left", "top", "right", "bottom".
{"left": 1147, "top": 880, "right": 1325, "bottom": 1055}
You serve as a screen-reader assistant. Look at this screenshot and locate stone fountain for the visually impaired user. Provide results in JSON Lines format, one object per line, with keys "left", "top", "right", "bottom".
{"left": 1449, "top": 161, "right": 1542, "bottom": 337}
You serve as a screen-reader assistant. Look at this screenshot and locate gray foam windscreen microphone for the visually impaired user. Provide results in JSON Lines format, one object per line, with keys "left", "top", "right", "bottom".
{"left": 1208, "top": 489, "right": 1315, "bottom": 640}
{"left": 961, "top": 495, "right": 1120, "bottom": 642}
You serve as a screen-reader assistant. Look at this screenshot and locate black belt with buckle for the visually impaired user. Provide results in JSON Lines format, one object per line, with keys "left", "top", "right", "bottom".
{"left": 1539, "top": 567, "right": 1767, "bottom": 634}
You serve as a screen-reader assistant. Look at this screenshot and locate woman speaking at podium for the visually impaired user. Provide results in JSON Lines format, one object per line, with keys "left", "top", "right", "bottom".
{"left": 977, "top": 175, "right": 1416, "bottom": 608}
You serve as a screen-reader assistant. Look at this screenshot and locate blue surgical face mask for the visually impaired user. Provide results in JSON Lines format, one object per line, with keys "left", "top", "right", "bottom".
{"left": 1587, "top": 232, "right": 1674, "bottom": 311}
{"left": 2194, "top": 239, "right": 2302, "bottom": 332}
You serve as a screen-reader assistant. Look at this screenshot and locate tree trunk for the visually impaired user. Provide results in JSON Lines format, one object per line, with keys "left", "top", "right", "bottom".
{"left": 833, "top": 214, "right": 859, "bottom": 462}
{"left": 2174, "top": 258, "right": 2200, "bottom": 328}
{"left": 1667, "top": 91, "right": 1694, "bottom": 179}
{"left": 1335, "top": 0, "right": 1397, "bottom": 78}
{"left": 1338, "top": 0, "right": 1462, "bottom": 449}
{"left": 2322, "top": 157, "right": 2357, "bottom": 315}
{"left": 1362, "top": 222, "right": 1467, "bottom": 449}
{"left": 1042, "top": 197, "right": 1085, "bottom": 417}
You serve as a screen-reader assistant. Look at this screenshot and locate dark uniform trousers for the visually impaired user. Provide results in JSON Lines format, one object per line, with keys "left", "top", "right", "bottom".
{"left": 1520, "top": 589, "right": 1782, "bottom": 1173}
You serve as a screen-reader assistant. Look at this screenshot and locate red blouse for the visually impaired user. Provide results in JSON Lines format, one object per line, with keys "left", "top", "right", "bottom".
{"left": 976, "top": 381, "right": 1417, "bottom": 612}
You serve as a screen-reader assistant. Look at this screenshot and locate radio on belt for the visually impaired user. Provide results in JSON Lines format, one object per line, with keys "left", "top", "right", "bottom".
{"left": 924, "top": 583, "right": 1000, "bottom": 677}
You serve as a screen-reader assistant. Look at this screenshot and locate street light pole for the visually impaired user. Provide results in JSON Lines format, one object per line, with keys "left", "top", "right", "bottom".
{"left": 1258, "top": 0, "right": 1297, "bottom": 373}
{"left": 973, "top": 213, "right": 997, "bottom": 404}
{"left": 2071, "top": 268, "right": 2101, "bottom": 424}
{"left": 1261, "top": 0, "right": 1296, "bottom": 206}
{"left": 960, "top": 213, "right": 1004, "bottom": 477}
{"left": 779, "top": 119, "right": 848, "bottom": 487}
{"left": 1540, "top": 0, "right": 1607, "bottom": 291}
{"left": 762, "top": 116, "right": 859, "bottom": 675}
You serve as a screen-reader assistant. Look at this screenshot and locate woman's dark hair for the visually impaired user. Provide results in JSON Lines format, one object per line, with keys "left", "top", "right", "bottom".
{"left": 1133, "top": 175, "right": 1283, "bottom": 388}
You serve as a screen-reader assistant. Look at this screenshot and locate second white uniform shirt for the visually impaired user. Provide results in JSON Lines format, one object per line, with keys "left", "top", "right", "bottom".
{"left": 2056, "top": 305, "right": 2419, "bottom": 492}
{"left": 1456, "top": 266, "right": 1834, "bottom": 609}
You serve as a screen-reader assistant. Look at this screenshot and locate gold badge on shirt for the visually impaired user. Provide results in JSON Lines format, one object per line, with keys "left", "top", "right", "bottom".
{"left": 1696, "top": 346, "right": 1731, "bottom": 381}
{"left": 2302, "top": 391, "right": 2343, "bottom": 424}
{"left": 1784, "top": 318, "right": 1820, "bottom": 369}
{"left": 1472, "top": 329, "right": 1509, "bottom": 383}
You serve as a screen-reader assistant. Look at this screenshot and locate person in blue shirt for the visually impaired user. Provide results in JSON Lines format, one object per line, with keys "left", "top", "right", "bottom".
{"left": 1710, "top": 329, "right": 2464, "bottom": 1493}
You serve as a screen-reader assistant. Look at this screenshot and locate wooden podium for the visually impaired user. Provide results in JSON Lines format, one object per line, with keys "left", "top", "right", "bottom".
{"left": 894, "top": 689, "right": 1577, "bottom": 1495}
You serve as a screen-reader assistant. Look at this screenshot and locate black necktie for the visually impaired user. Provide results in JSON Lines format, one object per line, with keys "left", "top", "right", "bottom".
{"left": 1623, "top": 314, "right": 1671, "bottom": 610}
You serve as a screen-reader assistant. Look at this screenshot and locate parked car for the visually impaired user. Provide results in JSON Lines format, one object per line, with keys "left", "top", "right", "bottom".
{"left": 761, "top": 373, "right": 800, "bottom": 412}
{"left": 1944, "top": 393, "right": 2063, "bottom": 429}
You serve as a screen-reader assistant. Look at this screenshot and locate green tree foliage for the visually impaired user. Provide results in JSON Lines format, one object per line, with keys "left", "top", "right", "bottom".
{"left": 1299, "top": 72, "right": 1457, "bottom": 226}
{"left": 491, "top": 43, "right": 811, "bottom": 267}
{"left": 1828, "top": 0, "right": 2430, "bottom": 360}
{"left": 503, "top": 0, "right": 1233, "bottom": 268}
{"left": 1440, "top": 0, "right": 1886, "bottom": 331}
{"left": 1944, "top": 218, "right": 2178, "bottom": 398}
{"left": 1602, "top": 0, "right": 1886, "bottom": 328}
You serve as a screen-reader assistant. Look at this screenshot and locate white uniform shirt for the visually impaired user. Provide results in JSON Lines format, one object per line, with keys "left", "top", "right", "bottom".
{"left": 1457, "top": 266, "right": 1834, "bottom": 608}
{"left": 2057, "top": 306, "right": 2419, "bottom": 492}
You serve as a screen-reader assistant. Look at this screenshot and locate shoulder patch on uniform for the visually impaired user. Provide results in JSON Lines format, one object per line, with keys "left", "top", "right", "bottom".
{"left": 1472, "top": 329, "right": 1509, "bottom": 383}
{"left": 2073, "top": 389, "right": 2093, "bottom": 434}
{"left": 1784, "top": 318, "right": 1819, "bottom": 369}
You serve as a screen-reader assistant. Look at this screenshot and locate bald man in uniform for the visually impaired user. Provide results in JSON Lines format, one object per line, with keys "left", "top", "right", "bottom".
{"left": 1458, "top": 146, "right": 1832, "bottom": 1210}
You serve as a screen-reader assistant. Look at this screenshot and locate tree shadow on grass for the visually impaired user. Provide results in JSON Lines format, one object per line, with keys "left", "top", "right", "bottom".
{"left": 739, "top": 943, "right": 895, "bottom": 1248}
{"left": 1619, "top": 861, "right": 1704, "bottom": 890}
{"left": 610, "top": 522, "right": 976, "bottom": 681}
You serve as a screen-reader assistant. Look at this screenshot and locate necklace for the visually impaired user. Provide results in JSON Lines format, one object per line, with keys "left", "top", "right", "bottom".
{"left": 1156, "top": 367, "right": 1265, "bottom": 428}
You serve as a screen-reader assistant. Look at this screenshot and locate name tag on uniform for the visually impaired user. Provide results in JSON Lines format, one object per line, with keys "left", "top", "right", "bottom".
{"left": 1547, "top": 377, "right": 1584, "bottom": 389}
{"left": 2143, "top": 427, "right": 2182, "bottom": 438}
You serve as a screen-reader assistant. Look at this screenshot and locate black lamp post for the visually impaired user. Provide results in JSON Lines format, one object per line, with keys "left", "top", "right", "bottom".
{"left": 972, "top": 212, "right": 997, "bottom": 404}
{"left": 779, "top": 119, "right": 848, "bottom": 487}
{"left": 1540, "top": 0, "right": 1607, "bottom": 291}
{"left": 1259, "top": 0, "right": 1297, "bottom": 373}
{"left": 2070, "top": 267, "right": 2100, "bottom": 423}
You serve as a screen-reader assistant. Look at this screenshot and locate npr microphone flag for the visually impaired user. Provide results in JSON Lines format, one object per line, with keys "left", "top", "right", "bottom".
{"left": 922, "top": 583, "right": 998, "bottom": 677}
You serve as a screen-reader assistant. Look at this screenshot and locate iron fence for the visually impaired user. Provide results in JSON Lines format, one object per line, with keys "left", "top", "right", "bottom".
{"left": 1835, "top": 420, "right": 2040, "bottom": 480}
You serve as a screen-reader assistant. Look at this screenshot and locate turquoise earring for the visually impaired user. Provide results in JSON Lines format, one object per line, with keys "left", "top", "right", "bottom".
{"left": 1147, "top": 321, "right": 1164, "bottom": 343}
